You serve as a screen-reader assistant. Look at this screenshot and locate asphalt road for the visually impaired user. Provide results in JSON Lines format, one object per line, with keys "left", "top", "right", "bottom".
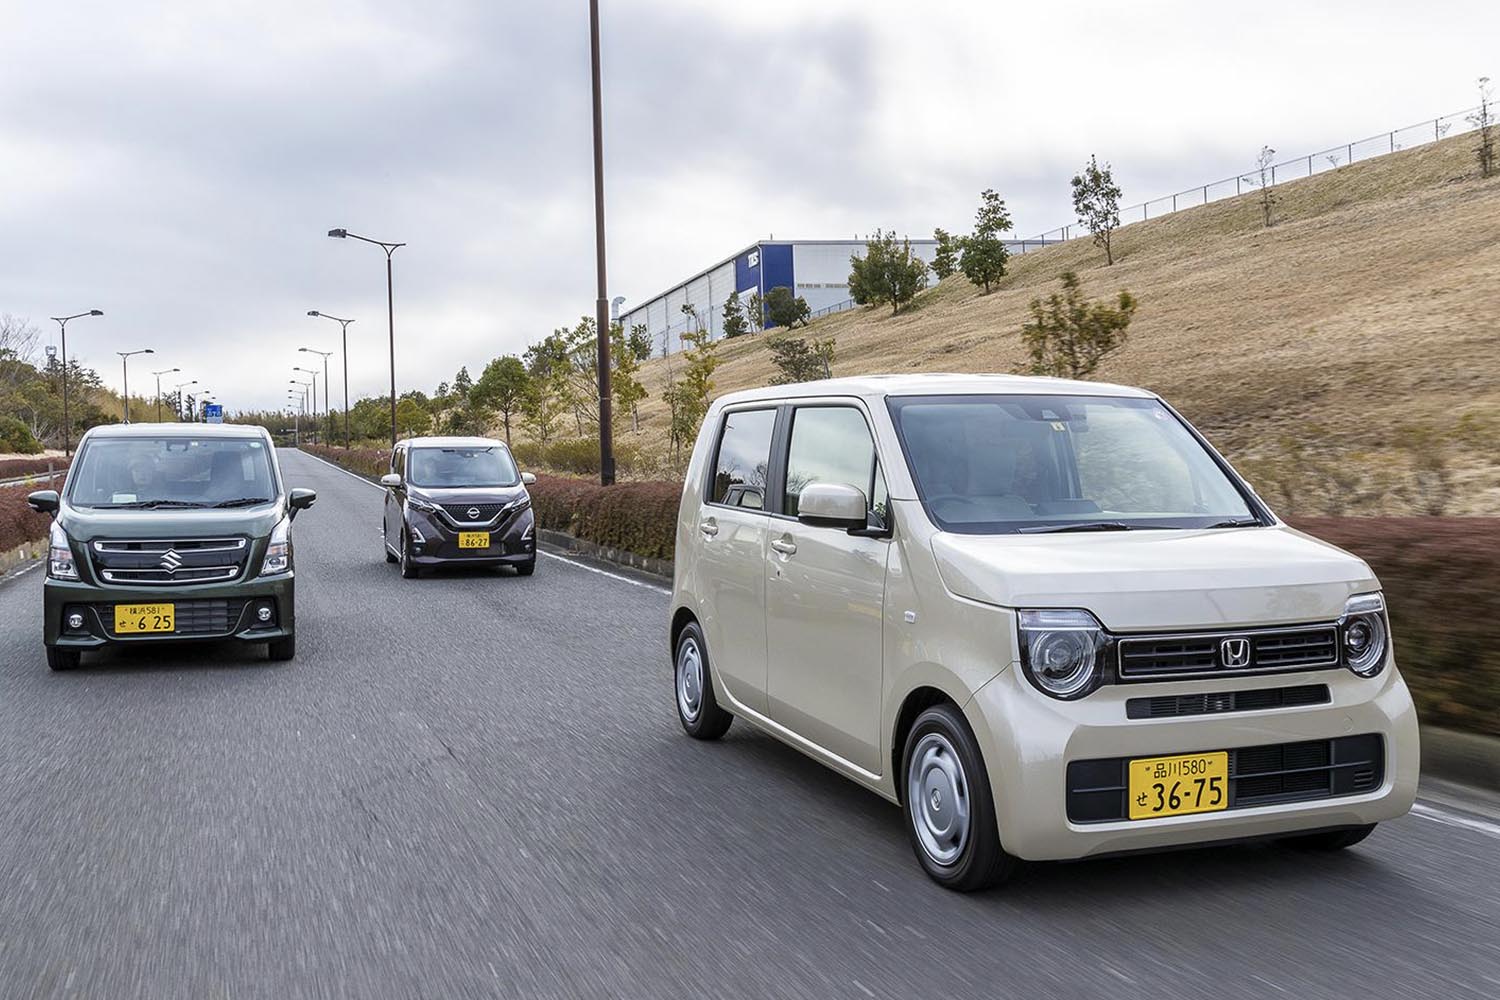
{"left": 2, "top": 448, "right": 1498, "bottom": 1000}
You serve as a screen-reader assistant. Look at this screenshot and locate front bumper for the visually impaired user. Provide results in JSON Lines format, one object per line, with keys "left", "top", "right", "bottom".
{"left": 43, "top": 572, "right": 296, "bottom": 649}
{"left": 405, "top": 506, "right": 535, "bottom": 567}
{"left": 964, "top": 662, "right": 1420, "bottom": 861}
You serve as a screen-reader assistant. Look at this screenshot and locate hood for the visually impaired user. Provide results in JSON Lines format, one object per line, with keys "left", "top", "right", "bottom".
{"left": 408, "top": 484, "right": 529, "bottom": 506}
{"left": 57, "top": 501, "right": 285, "bottom": 543}
{"left": 930, "top": 525, "right": 1375, "bottom": 630}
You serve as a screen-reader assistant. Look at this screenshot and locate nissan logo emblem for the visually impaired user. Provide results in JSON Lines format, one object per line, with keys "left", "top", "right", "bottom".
{"left": 1220, "top": 637, "right": 1251, "bottom": 669}
{"left": 467, "top": 507, "right": 481, "bottom": 519}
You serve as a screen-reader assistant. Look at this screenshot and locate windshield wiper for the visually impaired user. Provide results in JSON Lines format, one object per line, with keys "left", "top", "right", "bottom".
{"left": 1018, "top": 521, "right": 1135, "bottom": 534}
{"left": 1204, "top": 518, "right": 1262, "bottom": 529}
{"left": 91, "top": 499, "right": 207, "bottom": 509}
{"left": 212, "top": 497, "right": 273, "bottom": 508}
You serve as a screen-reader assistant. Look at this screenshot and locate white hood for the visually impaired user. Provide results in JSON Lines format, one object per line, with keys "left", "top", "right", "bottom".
{"left": 930, "top": 526, "right": 1376, "bottom": 630}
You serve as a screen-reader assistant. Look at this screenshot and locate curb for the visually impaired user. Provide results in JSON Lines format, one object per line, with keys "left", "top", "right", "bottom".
{"left": 1421, "top": 725, "right": 1500, "bottom": 793}
{"left": 537, "top": 528, "right": 673, "bottom": 581}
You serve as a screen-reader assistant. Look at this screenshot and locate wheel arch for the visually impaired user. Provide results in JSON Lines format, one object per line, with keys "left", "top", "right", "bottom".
{"left": 890, "top": 685, "right": 963, "bottom": 806}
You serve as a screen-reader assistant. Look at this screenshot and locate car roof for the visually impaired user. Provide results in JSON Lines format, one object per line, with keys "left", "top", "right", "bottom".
{"left": 81, "top": 422, "right": 270, "bottom": 439}
{"left": 399, "top": 436, "right": 509, "bottom": 449}
{"left": 713, "top": 372, "right": 1155, "bottom": 407}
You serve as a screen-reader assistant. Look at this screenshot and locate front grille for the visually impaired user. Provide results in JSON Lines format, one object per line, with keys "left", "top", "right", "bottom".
{"left": 1117, "top": 625, "right": 1339, "bottom": 680}
{"left": 90, "top": 537, "right": 248, "bottom": 587}
{"left": 105, "top": 599, "right": 248, "bottom": 637}
{"left": 1126, "top": 684, "right": 1330, "bottom": 720}
{"left": 440, "top": 502, "right": 507, "bottom": 522}
{"left": 1065, "top": 734, "right": 1384, "bottom": 823}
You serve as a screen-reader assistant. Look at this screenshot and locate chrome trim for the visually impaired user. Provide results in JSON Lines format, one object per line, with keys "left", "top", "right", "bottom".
{"left": 1116, "top": 623, "right": 1341, "bottom": 681}
{"left": 100, "top": 566, "right": 242, "bottom": 585}
{"left": 92, "top": 538, "right": 248, "bottom": 554}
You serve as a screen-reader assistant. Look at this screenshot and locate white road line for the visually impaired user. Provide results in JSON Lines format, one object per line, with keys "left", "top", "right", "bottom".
{"left": 288, "top": 448, "right": 672, "bottom": 594}
{"left": 1412, "top": 802, "right": 1500, "bottom": 840}
{"left": 2, "top": 560, "right": 43, "bottom": 584}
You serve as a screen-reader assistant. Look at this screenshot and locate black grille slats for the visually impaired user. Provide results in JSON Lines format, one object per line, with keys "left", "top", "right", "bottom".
{"left": 440, "top": 502, "right": 507, "bottom": 522}
{"left": 105, "top": 599, "right": 248, "bottom": 637}
{"left": 1126, "top": 684, "right": 1330, "bottom": 720}
{"left": 1118, "top": 625, "right": 1340, "bottom": 680}
{"left": 91, "top": 537, "right": 248, "bottom": 586}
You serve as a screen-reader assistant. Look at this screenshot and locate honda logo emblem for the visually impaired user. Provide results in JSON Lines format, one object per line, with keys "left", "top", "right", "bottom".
{"left": 158, "top": 549, "right": 183, "bottom": 572}
{"left": 1221, "top": 637, "right": 1251, "bottom": 669}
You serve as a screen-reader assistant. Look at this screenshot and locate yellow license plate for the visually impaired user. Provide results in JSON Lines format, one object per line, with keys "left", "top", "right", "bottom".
{"left": 1128, "top": 751, "right": 1229, "bottom": 820}
{"left": 115, "top": 603, "right": 175, "bottom": 634}
{"left": 458, "top": 532, "right": 491, "bottom": 549}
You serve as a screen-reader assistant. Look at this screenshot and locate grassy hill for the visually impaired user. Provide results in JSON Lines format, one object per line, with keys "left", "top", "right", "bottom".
{"left": 618, "top": 132, "right": 1500, "bottom": 515}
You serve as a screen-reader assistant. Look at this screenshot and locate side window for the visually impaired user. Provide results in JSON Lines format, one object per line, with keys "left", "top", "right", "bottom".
{"left": 784, "top": 406, "right": 884, "bottom": 525}
{"left": 710, "top": 409, "right": 776, "bottom": 510}
{"left": 393, "top": 447, "right": 405, "bottom": 478}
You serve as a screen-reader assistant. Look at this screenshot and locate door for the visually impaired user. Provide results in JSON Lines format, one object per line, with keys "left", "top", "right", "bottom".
{"left": 384, "top": 445, "right": 406, "bottom": 551}
{"left": 694, "top": 407, "right": 778, "bottom": 714}
{"left": 766, "top": 404, "right": 890, "bottom": 774}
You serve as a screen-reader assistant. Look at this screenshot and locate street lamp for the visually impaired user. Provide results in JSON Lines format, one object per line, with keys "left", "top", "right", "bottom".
{"left": 287, "top": 390, "right": 304, "bottom": 446}
{"left": 327, "top": 228, "right": 404, "bottom": 449}
{"left": 172, "top": 379, "right": 197, "bottom": 422}
{"left": 293, "top": 365, "right": 321, "bottom": 443}
{"left": 300, "top": 328, "right": 342, "bottom": 447}
{"left": 47, "top": 309, "right": 103, "bottom": 456}
{"left": 117, "top": 348, "right": 155, "bottom": 423}
{"left": 588, "top": 0, "right": 616, "bottom": 486}
{"left": 152, "top": 367, "right": 181, "bottom": 422}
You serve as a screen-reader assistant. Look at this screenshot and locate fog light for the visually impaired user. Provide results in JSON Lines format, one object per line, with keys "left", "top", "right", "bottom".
{"left": 66, "top": 611, "right": 85, "bottom": 630}
{"left": 256, "top": 605, "right": 273, "bottom": 623}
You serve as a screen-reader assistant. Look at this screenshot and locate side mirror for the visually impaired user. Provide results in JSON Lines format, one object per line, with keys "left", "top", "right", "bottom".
{"left": 27, "top": 490, "right": 59, "bottom": 515}
{"left": 797, "top": 483, "right": 868, "bottom": 530}
{"left": 380, "top": 473, "right": 402, "bottom": 488}
{"left": 520, "top": 472, "right": 536, "bottom": 486}
{"left": 287, "top": 488, "right": 317, "bottom": 519}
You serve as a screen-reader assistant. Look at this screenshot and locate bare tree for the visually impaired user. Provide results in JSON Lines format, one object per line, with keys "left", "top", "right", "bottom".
{"left": 1470, "top": 77, "right": 1496, "bottom": 178}
{"left": 1251, "top": 146, "right": 1278, "bottom": 227}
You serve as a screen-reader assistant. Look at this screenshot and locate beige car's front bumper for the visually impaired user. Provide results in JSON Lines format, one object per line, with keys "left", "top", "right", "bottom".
{"left": 965, "top": 662, "right": 1420, "bottom": 861}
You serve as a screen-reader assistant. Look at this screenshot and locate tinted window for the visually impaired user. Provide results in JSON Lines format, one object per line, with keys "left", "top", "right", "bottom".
{"left": 887, "top": 394, "right": 1256, "bottom": 533}
{"left": 784, "top": 407, "right": 884, "bottom": 523}
{"left": 68, "top": 436, "right": 276, "bottom": 508}
{"left": 407, "top": 446, "right": 519, "bottom": 488}
{"left": 710, "top": 409, "right": 775, "bottom": 509}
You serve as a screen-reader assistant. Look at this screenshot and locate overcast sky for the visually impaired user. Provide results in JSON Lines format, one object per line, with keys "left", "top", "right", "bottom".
{"left": 2, "top": 0, "right": 1495, "bottom": 412}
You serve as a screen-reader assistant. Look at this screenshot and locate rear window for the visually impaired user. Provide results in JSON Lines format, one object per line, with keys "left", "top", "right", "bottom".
{"left": 68, "top": 436, "right": 276, "bottom": 509}
{"left": 709, "top": 409, "right": 776, "bottom": 510}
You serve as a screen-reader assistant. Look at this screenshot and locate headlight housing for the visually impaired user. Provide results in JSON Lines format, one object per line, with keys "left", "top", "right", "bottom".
{"left": 407, "top": 494, "right": 439, "bottom": 514}
{"left": 1018, "top": 609, "right": 1108, "bottom": 699}
{"left": 48, "top": 521, "right": 79, "bottom": 580}
{"left": 1341, "top": 592, "right": 1388, "bottom": 677}
{"left": 261, "top": 516, "right": 292, "bottom": 576}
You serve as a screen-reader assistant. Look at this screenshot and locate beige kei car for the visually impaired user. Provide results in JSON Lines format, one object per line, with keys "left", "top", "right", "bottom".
{"left": 668, "top": 374, "right": 1419, "bottom": 890}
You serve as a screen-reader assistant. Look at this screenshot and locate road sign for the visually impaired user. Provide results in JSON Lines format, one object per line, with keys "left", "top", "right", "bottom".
{"left": 205, "top": 403, "right": 224, "bottom": 424}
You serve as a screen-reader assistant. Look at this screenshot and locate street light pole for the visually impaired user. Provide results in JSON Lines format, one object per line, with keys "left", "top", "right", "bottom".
{"left": 152, "top": 367, "right": 180, "bottom": 422}
{"left": 117, "top": 348, "right": 154, "bottom": 424}
{"left": 298, "top": 347, "right": 334, "bottom": 447}
{"left": 307, "top": 312, "right": 354, "bottom": 448}
{"left": 327, "top": 230, "right": 404, "bottom": 449}
{"left": 294, "top": 367, "right": 320, "bottom": 443}
{"left": 589, "top": 0, "right": 615, "bottom": 486}
{"left": 172, "top": 380, "right": 197, "bottom": 421}
{"left": 48, "top": 309, "right": 102, "bottom": 456}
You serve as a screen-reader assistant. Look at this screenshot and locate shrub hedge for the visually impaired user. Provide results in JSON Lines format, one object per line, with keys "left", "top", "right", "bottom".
{"left": 0, "top": 455, "right": 68, "bottom": 480}
{"left": 0, "top": 484, "right": 52, "bottom": 553}
{"left": 288, "top": 446, "right": 1499, "bottom": 740}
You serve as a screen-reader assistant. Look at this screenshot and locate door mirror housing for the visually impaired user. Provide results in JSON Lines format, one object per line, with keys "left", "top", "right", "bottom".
{"left": 287, "top": 488, "right": 317, "bottom": 519}
{"left": 797, "top": 483, "right": 868, "bottom": 530}
{"left": 27, "top": 490, "right": 59, "bottom": 515}
{"left": 520, "top": 472, "right": 537, "bottom": 486}
{"left": 380, "top": 473, "right": 402, "bottom": 488}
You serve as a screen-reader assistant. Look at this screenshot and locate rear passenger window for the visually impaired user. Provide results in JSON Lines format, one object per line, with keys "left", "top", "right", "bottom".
{"left": 784, "top": 406, "right": 884, "bottom": 524}
{"left": 710, "top": 409, "right": 776, "bottom": 509}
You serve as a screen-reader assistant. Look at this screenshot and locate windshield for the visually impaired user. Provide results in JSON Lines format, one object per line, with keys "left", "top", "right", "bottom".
{"left": 67, "top": 436, "right": 277, "bottom": 509}
{"left": 407, "top": 446, "right": 519, "bottom": 488}
{"left": 887, "top": 394, "right": 1259, "bottom": 533}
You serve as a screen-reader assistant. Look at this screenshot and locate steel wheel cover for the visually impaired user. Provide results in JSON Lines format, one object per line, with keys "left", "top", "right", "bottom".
{"left": 676, "top": 636, "right": 704, "bottom": 723}
{"left": 907, "top": 732, "right": 971, "bottom": 867}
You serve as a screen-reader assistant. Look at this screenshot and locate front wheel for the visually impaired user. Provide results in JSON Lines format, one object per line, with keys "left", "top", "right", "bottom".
{"left": 902, "top": 703, "right": 1017, "bottom": 892}
{"left": 46, "top": 647, "right": 81, "bottom": 671}
{"left": 399, "top": 524, "right": 419, "bottom": 579}
{"left": 267, "top": 635, "right": 296, "bottom": 661}
{"left": 674, "top": 621, "right": 732, "bottom": 740}
{"left": 514, "top": 558, "right": 536, "bottom": 577}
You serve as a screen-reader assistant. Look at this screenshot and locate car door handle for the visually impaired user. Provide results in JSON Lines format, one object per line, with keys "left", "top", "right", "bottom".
{"left": 770, "top": 537, "right": 797, "bottom": 556}
{"left": 699, "top": 519, "right": 719, "bottom": 537}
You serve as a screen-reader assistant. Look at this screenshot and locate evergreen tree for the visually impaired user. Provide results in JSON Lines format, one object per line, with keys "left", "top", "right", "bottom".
{"left": 959, "top": 189, "right": 1012, "bottom": 292}
{"left": 1070, "top": 155, "right": 1123, "bottom": 265}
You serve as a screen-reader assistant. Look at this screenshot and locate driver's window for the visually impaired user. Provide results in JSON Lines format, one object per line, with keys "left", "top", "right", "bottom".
{"left": 784, "top": 406, "right": 883, "bottom": 526}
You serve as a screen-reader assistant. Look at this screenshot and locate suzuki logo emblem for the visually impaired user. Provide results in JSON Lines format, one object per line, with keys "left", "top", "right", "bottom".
{"left": 159, "top": 549, "right": 183, "bottom": 572}
{"left": 1221, "top": 637, "right": 1252, "bottom": 669}
{"left": 467, "top": 507, "right": 481, "bottom": 520}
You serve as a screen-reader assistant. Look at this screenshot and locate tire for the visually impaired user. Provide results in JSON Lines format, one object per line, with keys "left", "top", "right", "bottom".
{"left": 267, "top": 634, "right": 296, "bottom": 661}
{"left": 1280, "top": 824, "right": 1376, "bottom": 851}
{"left": 514, "top": 558, "right": 536, "bottom": 577}
{"left": 384, "top": 533, "right": 398, "bottom": 564}
{"left": 673, "top": 621, "right": 732, "bottom": 740}
{"left": 901, "top": 703, "right": 1017, "bottom": 892}
{"left": 46, "top": 647, "right": 81, "bottom": 672}
{"left": 399, "top": 524, "right": 419, "bottom": 579}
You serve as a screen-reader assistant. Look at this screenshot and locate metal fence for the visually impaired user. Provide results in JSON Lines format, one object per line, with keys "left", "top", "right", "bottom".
{"left": 1022, "top": 104, "right": 1485, "bottom": 244}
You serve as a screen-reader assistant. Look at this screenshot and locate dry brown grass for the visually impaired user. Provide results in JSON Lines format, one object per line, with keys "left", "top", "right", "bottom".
{"left": 602, "top": 134, "right": 1500, "bottom": 512}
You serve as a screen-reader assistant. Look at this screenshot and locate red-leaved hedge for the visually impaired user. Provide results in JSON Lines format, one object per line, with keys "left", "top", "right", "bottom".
{"left": 1297, "top": 517, "right": 1500, "bottom": 739}
{"left": 528, "top": 474, "right": 683, "bottom": 561}
{"left": 0, "top": 485, "right": 53, "bottom": 553}
{"left": 0, "top": 456, "right": 69, "bottom": 481}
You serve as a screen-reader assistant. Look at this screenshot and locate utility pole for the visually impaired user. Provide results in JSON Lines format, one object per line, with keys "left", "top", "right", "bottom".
{"left": 589, "top": 0, "right": 615, "bottom": 486}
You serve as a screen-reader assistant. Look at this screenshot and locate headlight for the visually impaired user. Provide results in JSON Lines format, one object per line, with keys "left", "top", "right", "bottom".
{"left": 48, "top": 521, "right": 79, "bottom": 580}
{"left": 1341, "top": 592, "right": 1388, "bottom": 677}
{"left": 261, "top": 516, "right": 292, "bottom": 576}
{"left": 1018, "top": 609, "right": 1107, "bottom": 699}
{"left": 407, "top": 494, "right": 439, "bottom": 514}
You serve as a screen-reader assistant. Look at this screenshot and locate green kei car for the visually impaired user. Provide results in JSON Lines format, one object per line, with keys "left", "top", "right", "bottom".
{"left": 27, "top": 423, "right": 316, "bottom": 670}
